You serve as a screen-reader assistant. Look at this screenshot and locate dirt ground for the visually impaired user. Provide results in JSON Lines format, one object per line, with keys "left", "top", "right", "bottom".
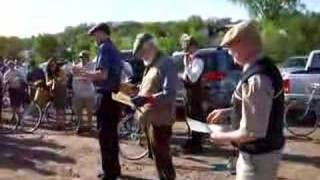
{"left": 0, "top": 122, "right": 320, "bottom": 180}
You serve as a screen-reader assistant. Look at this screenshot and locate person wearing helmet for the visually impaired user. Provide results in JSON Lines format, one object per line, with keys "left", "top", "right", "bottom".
{"left": 180, "top": 34, "right": 205, "bottom": 154}
{"left": 131, "top": 33, "right": 178, "bottom": 180}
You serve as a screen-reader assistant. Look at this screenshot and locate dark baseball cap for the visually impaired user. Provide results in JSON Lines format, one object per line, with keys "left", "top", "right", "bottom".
{"left": 88, "top": 23, "right": 111, "bottom": 36}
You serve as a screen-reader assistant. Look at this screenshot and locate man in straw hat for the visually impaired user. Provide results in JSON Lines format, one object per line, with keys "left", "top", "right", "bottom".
{"left": 131, "top": 33, "right": 178, "bottom": 180}
{"left": 207, "top": 20, "right": 285, "bottom": 180}
{"left": 179, "top": 33, "right": 205, "bottom": 154}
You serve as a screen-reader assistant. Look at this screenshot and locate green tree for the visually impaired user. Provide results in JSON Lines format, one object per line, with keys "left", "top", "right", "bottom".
{"left": 33, "top": 34, "right": 59, "bottom": 62}
{"left": 229, "top": 0, "right": 302, "bottom": 20}
{"left": 0, "top": 37, "right": 24, "bottom": 58}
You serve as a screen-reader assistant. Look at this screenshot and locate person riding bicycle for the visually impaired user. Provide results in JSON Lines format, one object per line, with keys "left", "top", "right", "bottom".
{"left": 46, "top": 57, "right": 68, "bottom": 130}
{"left": 72, "top": 50, "right": 96, "bottom": 134}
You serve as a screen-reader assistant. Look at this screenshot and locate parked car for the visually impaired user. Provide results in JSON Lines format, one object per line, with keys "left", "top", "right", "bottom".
{"left": 280, "top": 56, "right": 308, "bottom": 77}
{"left": 283, "top": 50, "right": 320, "bottom": 102}
{"left": 119, "top": 50, "right": 145, "bottom": 85}
{"left": 172, "top": 47, "right": 241, "bottom": 115}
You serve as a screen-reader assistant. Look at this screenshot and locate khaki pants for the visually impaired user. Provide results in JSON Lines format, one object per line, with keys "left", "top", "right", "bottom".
{"left": 236, "top": 150, "right": 282, "bottom": 180}
{"left": 146, "top": 125, "right": 176, "bottom": 180}
{"left": 72, "top": 96, "right": 95, "bottom": 127}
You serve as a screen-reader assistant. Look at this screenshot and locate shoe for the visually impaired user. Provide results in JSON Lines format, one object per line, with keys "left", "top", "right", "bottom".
{"left": 55, "top": 124, "right": 65, "bottom": 131}
{"left": 183, "top": 141, "right": 203, "bottom": 154}
{"left": 227, "top": 158, "right": 237, "bottom": 175}
{"left": 98, "top": 174, "right": 120, "bottom": 180}
{"left": 77, "top": 127, "right": 91, "bottom": 134}
{"left": 97, "top": 171, "right": 121, "bottom": 180}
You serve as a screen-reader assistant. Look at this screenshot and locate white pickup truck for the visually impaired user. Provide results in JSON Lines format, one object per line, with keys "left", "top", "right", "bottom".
{"left": 283, "top": 50, "right": 320, "bottom": 102}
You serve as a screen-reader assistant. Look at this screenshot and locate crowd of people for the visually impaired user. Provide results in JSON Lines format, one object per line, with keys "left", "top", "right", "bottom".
{"left": 0, "top": 20, "right": 285, "bottom": 180}
{"left": 0, "top": 50, "right": 140, "bottom": 132}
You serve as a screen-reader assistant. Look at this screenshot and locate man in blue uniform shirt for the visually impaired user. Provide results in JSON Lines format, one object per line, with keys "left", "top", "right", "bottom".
{"left": 74, "top": 23, "right": 122, "bottom": 180}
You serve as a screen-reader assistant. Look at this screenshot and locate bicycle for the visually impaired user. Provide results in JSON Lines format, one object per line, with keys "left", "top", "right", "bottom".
{"left": 117, "top": 93, "right": 192, "bottom": 160}
{"left": 19, "top": 81, "right": 79, "bottom": 133}
{"left": 284, "top": 82, "right": 320, "bottom": 137}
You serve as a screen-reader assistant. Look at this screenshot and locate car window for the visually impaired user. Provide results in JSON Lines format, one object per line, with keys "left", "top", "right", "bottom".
{"left": 199, "top": 50, "right": 235, "bottom": 72}
{"left": 172, "top": 54, "right": 184, "bottom": 73}
{"left": 308, "top": 53, "right": 320, "bottom": 69}
{"left": 120, "top": 52, "right": 133, "bottom": 61}
{"left": 283, "top": 57, "right": 307, "bottom": 68}
{"left": 172, "top": 50, "right": 237, "bottom": 73}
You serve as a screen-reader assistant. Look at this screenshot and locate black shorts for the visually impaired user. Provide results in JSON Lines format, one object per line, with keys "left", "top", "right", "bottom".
{"left": 8, "top": 87, "right": 24, "bottom": 108}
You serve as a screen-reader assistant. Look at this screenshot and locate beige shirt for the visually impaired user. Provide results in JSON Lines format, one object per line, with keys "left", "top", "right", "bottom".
{"left": 234, "top": 74, "right": 275, "bottom": 138}
{"left": 72, "top": 62, "right": 95, "bottom": 97}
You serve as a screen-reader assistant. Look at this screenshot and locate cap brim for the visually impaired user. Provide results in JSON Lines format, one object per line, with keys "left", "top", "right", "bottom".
{"left": 88, "top": 27, "right": 97, "bottom": 36}
{"left": 88, "top": 30, "right": 95, "bottom": 36}
{"left": 220, "top": 37, "right": 234, "bottom": 47}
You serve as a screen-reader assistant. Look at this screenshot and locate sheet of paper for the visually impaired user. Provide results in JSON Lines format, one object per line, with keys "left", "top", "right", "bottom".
{"left": 187, "top": 117, "right": 232, "bottom": 134}
{"left": 112, "top": 92, "right": 135, "bottom": 108}
{"left": 187, "top": 117, "right": 212, "bottom": 134}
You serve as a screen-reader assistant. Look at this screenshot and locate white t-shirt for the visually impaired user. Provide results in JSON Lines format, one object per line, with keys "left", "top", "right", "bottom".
{"left": 15, "top": 66, "right": 28, "bottom": 81}
{"left": 4, "top": 69, "right": 24, "bottom": 88}
{"left": 183, "top": 57, "right": 204, "bottom": 83}
{"left": 121, "top": 61, "right": 133, "bottom": 83}
{"left": 72, "top": 62, "right": 96, "bottom": 98}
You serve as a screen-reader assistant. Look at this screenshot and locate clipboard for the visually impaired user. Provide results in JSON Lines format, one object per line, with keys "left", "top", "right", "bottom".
{"left": 119, "top": 83, "right": 138, "bottom": 95}
{"left": 112, "top": 92, "right": 135, "bottom": 108}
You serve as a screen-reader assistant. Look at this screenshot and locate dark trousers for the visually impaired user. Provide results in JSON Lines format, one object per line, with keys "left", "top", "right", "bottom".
{"left": 147, "top": 125, "right": 176, "bottom": 180}
{"left": 185, "top": 90, "right": 204, "bottom": 146}
{"left": 97, "top": 93, "right": 121, "bottom": 180}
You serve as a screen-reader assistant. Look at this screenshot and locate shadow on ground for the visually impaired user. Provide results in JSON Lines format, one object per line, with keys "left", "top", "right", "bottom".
{"left": 0, "top": 134, "right": 75, "bottom": 176}
{"left": 282, "top": 153, "right": 320, "bottom": 169}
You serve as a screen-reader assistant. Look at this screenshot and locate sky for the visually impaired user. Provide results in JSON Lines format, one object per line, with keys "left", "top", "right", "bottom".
{"left": 0, "top": 0, "right": 319, "bottom": 38}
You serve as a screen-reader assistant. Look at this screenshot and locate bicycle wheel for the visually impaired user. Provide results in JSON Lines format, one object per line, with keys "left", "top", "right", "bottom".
{"left": 43, "top": 102, "right": 80, "bottom": 132}
{"left": 20, "top": 102, "right": 42, "bottom": 133}
{"left": 284, "top": 101, "right": 319, "bottom": 137}
{"left": 118, "top": 109, "right": 148, "bottom": 160}
{"left": 0, "top": 110, "right": 19, "bottom": 133}
{"left": 42, "top": 102, "right": 57, "bottom": 130}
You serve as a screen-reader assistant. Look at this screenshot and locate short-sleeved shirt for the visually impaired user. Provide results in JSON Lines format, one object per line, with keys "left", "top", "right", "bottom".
{"left": 182, "top": 55, "right": 204, "bottom": 83}
{"left": 94, "top": 39, "right": 122, "bottom": 93}
{"left": 72, "top": 62, "right": 95, "bottom": 97}
{"left": 234, "top": 74, "right": 275, "bottom": 138}
{"left": 27, "top": 67, "right": 46, "bottom": 83}
{"left": 4, "top": 69, "right": 24, "bottom": 89}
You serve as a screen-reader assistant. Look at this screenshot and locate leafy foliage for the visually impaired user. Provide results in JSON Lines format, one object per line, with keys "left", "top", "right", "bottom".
{"left": 229, "top": 0, "right": 303, "bottom": 20}
{"left": 0, "top": 9, "right": 320, "bottom": 65}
